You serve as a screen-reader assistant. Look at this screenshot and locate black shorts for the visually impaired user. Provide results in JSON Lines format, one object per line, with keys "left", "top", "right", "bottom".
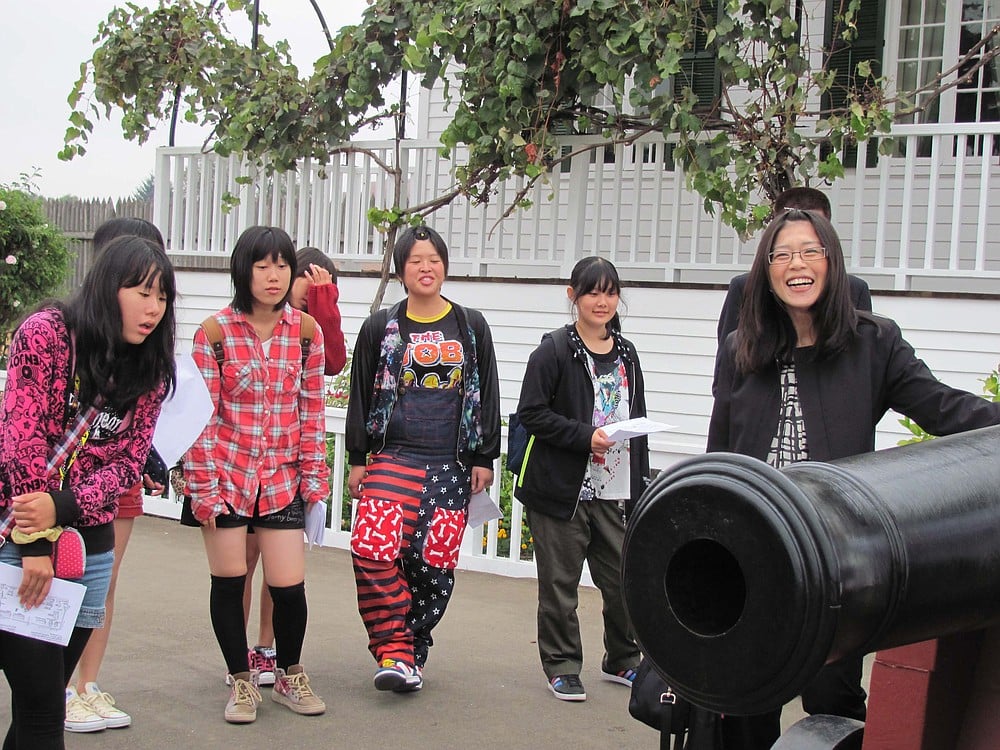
{"left": 180, "top": 494, "right": 305, "bottom": 531}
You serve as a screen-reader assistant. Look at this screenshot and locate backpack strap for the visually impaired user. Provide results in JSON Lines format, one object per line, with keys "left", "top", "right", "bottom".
{"left": 200, "top": 316, "right": 225, "bottom": 368}
{"left": 299, "top": 312, "right": 316, "bottom": 369}
{"left": 200, "top": 313, "right": 317, "bottom": 371}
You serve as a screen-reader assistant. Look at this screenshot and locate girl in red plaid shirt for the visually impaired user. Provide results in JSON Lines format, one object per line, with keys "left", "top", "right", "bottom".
{"left": 182, "top": 226, "right": 329, "bottom": 724}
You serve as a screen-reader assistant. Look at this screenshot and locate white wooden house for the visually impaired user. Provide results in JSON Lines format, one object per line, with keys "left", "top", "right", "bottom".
{"left": 147, "top": 1, "right": 1000, "bottom": 574}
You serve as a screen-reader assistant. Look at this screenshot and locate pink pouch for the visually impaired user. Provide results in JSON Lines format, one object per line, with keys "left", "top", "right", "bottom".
{"left": 51, "top": 527, "right": 86, "bottom": 579}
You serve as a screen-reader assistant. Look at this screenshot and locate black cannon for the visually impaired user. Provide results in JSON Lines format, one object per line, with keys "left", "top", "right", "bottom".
{"left": 622, "top": 425, "right": 1000, "bottom": 717}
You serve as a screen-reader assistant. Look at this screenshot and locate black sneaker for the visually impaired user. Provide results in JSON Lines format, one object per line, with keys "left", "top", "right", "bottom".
{"left": 548, "top": 674, "right": 586, "bottom": 701}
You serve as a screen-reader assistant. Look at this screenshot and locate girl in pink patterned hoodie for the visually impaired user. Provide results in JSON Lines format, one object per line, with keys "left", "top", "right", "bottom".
{"left": 0, "top": 235, "right": 176, "bottom": 749}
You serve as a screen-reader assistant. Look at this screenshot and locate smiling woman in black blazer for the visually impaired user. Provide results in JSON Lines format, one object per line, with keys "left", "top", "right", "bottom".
{"left": 709, "top": 209, "right": 1000, "bottom": 749}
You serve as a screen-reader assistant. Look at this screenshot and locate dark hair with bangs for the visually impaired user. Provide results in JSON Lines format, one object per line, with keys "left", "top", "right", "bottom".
{"left": 735, "top": 209, "right": 857, "bottom": 374}
{"left": 569, "top": 256, "right": 624, "bottom": 339}
{"left": 295, "top": 247, "right": 337, "bottom": 283}
{"left": 93, "top": 217, "right": 164, "bottom": 251}
{"left": 392, "top": 225, "right": 449, "bottom": 291}
{"left": 59, "top": 235, "right": 177, "bottom": 410}
{"left": 230, "top": 226, "right": 297, "bottom": 313}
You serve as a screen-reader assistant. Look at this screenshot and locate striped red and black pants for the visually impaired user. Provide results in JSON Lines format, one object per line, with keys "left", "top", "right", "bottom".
{"left": 351, "top": 450, "right": 470, "bottom": 668}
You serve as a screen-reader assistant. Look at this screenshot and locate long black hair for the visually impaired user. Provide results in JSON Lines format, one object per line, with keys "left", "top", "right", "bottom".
{"left": 568, "top": 256, "right": 625, "bottom": 339}
{"left": 735, "top": 209, "right": 857, "bottom": 374}
{"left": 230, "top": 226, "right": 297, "bottom": 313}
{"left": 60, "top": 235, "right": 177, "bottom": 409}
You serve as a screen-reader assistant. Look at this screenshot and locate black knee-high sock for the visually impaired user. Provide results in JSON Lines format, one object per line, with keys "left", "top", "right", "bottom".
{"left": 268, "top": 582, "right": 306, "bottom": 670}
{"left": 210, "top": 574, "right": 249, "bottom": 676}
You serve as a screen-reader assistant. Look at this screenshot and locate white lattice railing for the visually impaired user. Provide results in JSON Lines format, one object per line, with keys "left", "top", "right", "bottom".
{"left": 155, "top": 123, "right": 1000, "bottom": 292}
{"left": 0, "top": 370, "right": 539, "bottom": 579}
{"left": 143, "top": 406, "right": 539, "bottom": 578}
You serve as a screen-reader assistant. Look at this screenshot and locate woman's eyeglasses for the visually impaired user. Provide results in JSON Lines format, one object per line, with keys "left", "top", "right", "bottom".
{"left": 768, "top": 247, "right": 827, "bottom": 265}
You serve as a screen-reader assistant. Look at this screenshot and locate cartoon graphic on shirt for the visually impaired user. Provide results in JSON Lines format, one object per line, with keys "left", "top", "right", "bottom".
{"left": 401, "top": 329, "right": 465, "bottom": 390}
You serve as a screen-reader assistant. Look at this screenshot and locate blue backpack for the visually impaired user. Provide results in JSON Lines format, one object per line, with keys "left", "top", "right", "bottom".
{"left": 506, "top": 413, "right": 530, "bottom": 476}
{"left": 507, "top": 327, "right": 570, "bottom": 478}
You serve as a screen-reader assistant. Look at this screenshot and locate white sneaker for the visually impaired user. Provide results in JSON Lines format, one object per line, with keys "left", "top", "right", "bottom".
{"left": 65, "top": 687, "right": 107, "bottom": 733}
{"left": 81, "top": 682, "right": 132, "bottom": 728}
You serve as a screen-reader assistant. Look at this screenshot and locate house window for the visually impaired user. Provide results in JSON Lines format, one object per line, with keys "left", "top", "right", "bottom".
{"left": 892, "top": 0, "right": 1000, "bottom": 155}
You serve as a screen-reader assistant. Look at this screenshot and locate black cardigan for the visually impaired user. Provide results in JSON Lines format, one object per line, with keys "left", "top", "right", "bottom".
{"left": 709, "top": 313, "right": 1000, "bottom": 460}
{"left": 345, "top": 298, "right": 501, "bottom": 469}
{"left": 515, "top": 324, "right": 650, "bottom": 520}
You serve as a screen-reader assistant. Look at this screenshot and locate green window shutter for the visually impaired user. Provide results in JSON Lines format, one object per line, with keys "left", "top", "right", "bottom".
{"left": 822, "top": 0, "right": 886, "bottom": 168}
{"left": 674, "top": 0, "right": 721, "bottom": 110}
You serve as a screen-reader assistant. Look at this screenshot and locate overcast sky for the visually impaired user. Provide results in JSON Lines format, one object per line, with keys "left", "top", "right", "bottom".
{"left": 0, "top": 0, "right": 373, "bottom": 199}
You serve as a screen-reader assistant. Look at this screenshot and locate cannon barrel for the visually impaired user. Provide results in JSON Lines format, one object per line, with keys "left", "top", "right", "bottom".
{"left": 623, "top": 425, "right": 1000, "bottom": 716}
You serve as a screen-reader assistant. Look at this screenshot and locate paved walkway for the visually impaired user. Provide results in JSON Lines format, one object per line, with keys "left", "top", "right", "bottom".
{"left": 0, "top": 515, "right": 810, "bottom": 749}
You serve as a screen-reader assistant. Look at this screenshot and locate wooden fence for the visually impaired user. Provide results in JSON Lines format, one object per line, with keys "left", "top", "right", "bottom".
{"left": 40, "top": 197, "right": 153, "bottom": 291}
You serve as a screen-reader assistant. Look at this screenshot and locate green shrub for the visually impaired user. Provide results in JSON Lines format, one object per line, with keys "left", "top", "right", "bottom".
{"left": 0, "top": 184, "right": 72, "bottom": 359}
{"left": 486, "top": 454, "right": 534, "bottom": 560}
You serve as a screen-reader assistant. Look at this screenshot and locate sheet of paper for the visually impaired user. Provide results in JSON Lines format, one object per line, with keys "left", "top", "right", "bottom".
{"left": 0, "top": 562, "right": 86, "bottom": 646}
{"left": 305, "top": 500, "right": 328, "bottom": 549}
{"left": 601, "top": 417, "right": 677, "bottom": 442}
{"left": 153, "top": 353, "right": 213, "bottom": 466}
{"left": 467, "top": 491, "right": 504, "bottom": 528}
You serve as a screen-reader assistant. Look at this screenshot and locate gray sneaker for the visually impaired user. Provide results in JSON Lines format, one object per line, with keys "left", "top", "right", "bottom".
{"left": 224, "top": 672, "right": 262, "bottom": 724}
{"left": 271, "top": 665, "right": 326, "bottom": 715}
{"left": 548, "top": 674, "right": 587, "bottom": 701}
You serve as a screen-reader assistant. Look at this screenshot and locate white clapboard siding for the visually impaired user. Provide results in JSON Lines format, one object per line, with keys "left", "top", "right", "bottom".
{"left": 172, "top": 271, "right": 1000, "bottom": 466}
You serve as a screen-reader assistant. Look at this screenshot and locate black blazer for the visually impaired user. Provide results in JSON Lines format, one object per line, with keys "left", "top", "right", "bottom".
{"left": 709, "top": 313, "right": 1000, "bottom": 461}
{"left": 716, "top": 273, "right": 872, "bottom": 345}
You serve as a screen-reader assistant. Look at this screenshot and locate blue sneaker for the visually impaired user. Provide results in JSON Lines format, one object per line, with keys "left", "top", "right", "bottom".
{"left": 548, "top": 674, "right": 586, "bottom": 701}
{"left": 601, "top": 665, "right": 638, "bottom": 686}
{"left": 373, "top": 658, "right": 416, "bottom": 691}
{"left": 393, "top": 665, "right": 423, "bottom": 693}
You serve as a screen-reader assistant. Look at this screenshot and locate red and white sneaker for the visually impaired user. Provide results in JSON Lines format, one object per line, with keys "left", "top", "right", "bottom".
{"left": 248, "top": 646, "right": 276, "bottom": 686}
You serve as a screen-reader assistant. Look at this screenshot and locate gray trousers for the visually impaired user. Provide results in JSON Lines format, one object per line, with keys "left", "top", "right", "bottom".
{"left": 528, "top": 500, "right": 640, "bottom": 679}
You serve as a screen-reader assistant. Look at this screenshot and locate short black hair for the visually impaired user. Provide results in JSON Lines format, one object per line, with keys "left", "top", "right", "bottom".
{"left": 230, "top": 226, "right": 297, "bottom": 313}
{"left": 93, "top": 217, "right": 164, "bottom": 251}
{"left": 773, "top": 187, "right": 832, "bottom": 220}
{"left": 392, "top": 225, "right": 449, "bottom": 289}
{"left": 295, "top": 247, "right": 337, "bottom": 283}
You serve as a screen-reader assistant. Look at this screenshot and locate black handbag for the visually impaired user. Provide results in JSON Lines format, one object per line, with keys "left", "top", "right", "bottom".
{"left": 629, "top": 659, "right": 723, "bottom": 750}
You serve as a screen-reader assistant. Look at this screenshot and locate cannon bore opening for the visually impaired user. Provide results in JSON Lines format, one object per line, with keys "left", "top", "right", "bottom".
{"left": 665, "top": 538, "right": 746, "bottom": 636}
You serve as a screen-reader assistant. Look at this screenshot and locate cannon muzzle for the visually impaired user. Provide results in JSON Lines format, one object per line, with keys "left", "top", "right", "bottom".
{"left": 623, "top": 425, "right": 1000, "bottom": 715}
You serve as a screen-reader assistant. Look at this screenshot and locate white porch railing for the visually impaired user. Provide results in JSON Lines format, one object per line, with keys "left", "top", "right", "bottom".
{"left": 0, "top": 361, "right": 541, "bottom": 582}
{"left": 154, "top": 123, "right": 1000, "bottom": 293}
{"left": 142, "top": 406, "right": 541, "bottom": 579}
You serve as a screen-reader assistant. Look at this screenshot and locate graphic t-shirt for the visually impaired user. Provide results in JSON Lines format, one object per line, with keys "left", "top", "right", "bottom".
{"left": 399, "top": 305, "right": 464, "bottom": 390}
{"left": 384, "top": 305, "right": 465, "bottom": 455}
{"left": 581, "top": 345, "right": 631, "bottom": 502}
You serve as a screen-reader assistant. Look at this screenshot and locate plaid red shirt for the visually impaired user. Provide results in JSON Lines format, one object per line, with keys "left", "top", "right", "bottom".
{"left": 184, "top": 306, "right": 330, "bottom": 522}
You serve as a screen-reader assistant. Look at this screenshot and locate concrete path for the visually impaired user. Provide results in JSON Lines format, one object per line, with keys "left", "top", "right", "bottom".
{"left": 0, "top": 515, "right": 810, "bottom": 749}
